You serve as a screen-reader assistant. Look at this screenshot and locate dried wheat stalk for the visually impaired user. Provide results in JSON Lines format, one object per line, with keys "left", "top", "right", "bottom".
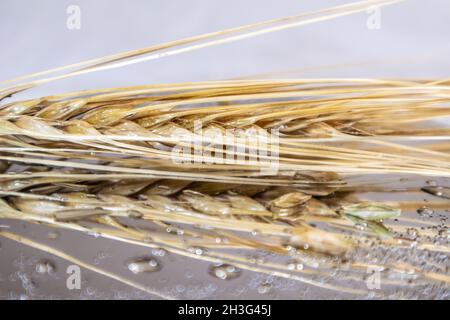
{"left": 0, "top": 0, "right": 449, "bottom": 298}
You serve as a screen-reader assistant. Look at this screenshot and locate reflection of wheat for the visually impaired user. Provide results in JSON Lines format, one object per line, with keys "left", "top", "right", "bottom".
{"left": 0, "top": 0, "right": 449, "bottom": 299}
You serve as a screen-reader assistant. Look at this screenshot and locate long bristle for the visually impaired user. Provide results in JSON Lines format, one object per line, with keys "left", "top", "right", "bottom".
{"left": 0, "top": 0, "right": 448, "bottom": 299}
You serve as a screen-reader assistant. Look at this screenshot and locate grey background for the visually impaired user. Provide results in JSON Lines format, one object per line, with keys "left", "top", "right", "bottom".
{"left": 0, "top": 0, "right": 449, "bottom": 300}
{"left": 0, "top": 0, "right": 449, "bottom": 100}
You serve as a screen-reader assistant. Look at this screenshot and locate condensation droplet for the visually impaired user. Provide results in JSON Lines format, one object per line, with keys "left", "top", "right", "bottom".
{"left": 127, "top": 257, "right": 161, "bottom": 274}
{"left": 209, "top": 264, "right": 241, "bottom": 280}
{"left": 257, "top": 283, "right": 272, "bottom": 294}
{"left": 417, "top": 206, "right": 434, "bottom": 217}
{"left": 188, "top": 247, "right": 206, "bottom": 256}
{"left": 85, "top": 286, "right": 96, "bottom": 296}
{"left": 422, "top": 186, "right": 450, "bottom": 199}
{"left": 406, "top": 228, "right": 420, "bottom": 240}
{"left": 215, "top": 236, "right": 229, "bottom": 244}
{"left": 151, "top": 248, "right": 167, "bottom": 257}
{"left": 87, "top": 231, "right": 100, "bottom": 238}
{"left": 426, "top": 180, "right": 438, "bottom": 187}
{"left": 176, "top": 284, "right": 185, "bottom": 293}
{"left": 35, "top": 260, "right": 55, "bottom": 275}
{"left": 251, "top": 229, "right": 261, "bottom": 236}
{"left": 355, "top": 222, "right": 367, "bottom": 231}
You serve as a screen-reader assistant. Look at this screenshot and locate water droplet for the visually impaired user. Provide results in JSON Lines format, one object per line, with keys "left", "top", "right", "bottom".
{"left": 209, "top": 264, "right": 241, "bottom": 280}
{"left": 87, "top": 231, "right": 100, "bottom": 238}
{"left": 85, "top": 286, "right": 96, "bottom": 296}
{"left": 188, "top": 246, "right": 206, "bottom": 255}
{"left": 215, "top": 236, "right": 229, "bottom": 244}
{"left": 405, "top": 268, "right": 415, "bottom": 275}
{"left": 257, "top": 283, "right": 272, "bottom": 294}
{"left": 286, "top": 245, "right": 297, "bottom": 256}
{"left": 422, "top": 186, "right": 450, "bottom": 199}
{"left": 426, "top": 180, "right": 438, "bottom": 187}
{"left": 417, "top": 206, "right": 434, "bottom": 217}
{"left": 151, "top": 248, "right": 167, "bottom": 257}
{"left": 355, "top": 222, "right": 368, "bottom": 231}
{"left": 127, "top": 257, "right": 161, "bottom": 274}
{"left": 35, "top": 261, "right": 55, "bottom": 275}
{"left": 176, "top": 284, "right": 185, "bottom": 293}
{"left": 114, "top": 290, "right": 129, "bottom": 299}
